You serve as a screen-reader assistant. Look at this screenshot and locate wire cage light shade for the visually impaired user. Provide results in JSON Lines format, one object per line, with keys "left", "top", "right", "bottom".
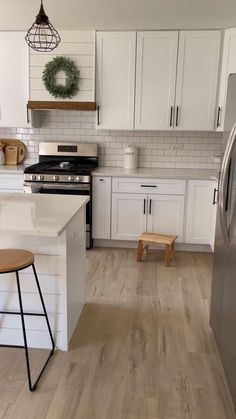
{"left": 25, "top": 0, "right": 61, "bottom": 52}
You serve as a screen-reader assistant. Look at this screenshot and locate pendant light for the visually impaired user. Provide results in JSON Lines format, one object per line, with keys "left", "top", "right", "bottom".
{"left": 25, "top": 0, "right": 61, "bottom": 52}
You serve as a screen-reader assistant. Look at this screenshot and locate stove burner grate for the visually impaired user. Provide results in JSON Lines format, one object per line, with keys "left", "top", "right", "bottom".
{"left": 59, "top": 161, "right": 70, "bottom": 168}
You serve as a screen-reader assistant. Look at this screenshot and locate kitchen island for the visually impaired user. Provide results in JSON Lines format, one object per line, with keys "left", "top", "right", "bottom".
{"left": 0, "top": 193, "right": 89, "bottom": 351}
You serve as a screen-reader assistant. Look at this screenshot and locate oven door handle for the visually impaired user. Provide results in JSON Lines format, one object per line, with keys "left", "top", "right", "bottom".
{"left": 29, "top": 183, "right": 43, "bottom": 193}
{"left": 25, "top": 182, "right": 90, "bottom": 192}
{"left": 41, "top": 183, "right": 90, "bottom": 191}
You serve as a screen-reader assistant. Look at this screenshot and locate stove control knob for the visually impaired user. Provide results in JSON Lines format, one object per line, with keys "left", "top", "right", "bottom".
{"left": 53, "top": 175, "right": 59, "bottom": 181}
{"left": 68, "top": 176, "right": 74, "bottom": 182}
{"left": 31, "top": 175, "right": 36, "bottom": 181}
{"left": 76, "top": 176, "right": 83, "bottom": 182}
{"left": 38, "top": 175, "right": 44, "bottom": 181}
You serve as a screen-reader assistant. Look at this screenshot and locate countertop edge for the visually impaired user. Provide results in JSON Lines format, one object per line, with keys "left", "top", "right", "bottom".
{"left": 0, "top": 194, "right": 90, "bottom": 237}
{"left": 56, "top": 196, "right": 90, "bottom": 236}
{"left": 91, "top": 167, "right": 219, "bottom": 181}
{"left": 0, "top": 165, "right": 25, "bottom": 174}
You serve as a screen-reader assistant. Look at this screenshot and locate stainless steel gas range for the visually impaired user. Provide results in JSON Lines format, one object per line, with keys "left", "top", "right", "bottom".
{"left": 24, "top": 142, "right": 98, "bottom": 248}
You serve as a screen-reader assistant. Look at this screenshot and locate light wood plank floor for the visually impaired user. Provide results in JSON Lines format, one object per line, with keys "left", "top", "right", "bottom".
{"left": 0, "top": 249, "right": 235, "bottom": 419}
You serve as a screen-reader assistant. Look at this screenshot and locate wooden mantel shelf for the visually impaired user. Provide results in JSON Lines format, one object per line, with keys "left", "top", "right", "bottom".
{"left": 27, "top": 101, "right": 97, "bottom": 111}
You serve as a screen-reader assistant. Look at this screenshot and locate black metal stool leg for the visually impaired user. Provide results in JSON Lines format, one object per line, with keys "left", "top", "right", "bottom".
{"left": 15, "top": 270, "right": 34, "bottom": 391}
{"left": 15, "top": 265, "right": 55, "bottom": 392}
{"left": 32, "top": 263, "right": 55, "bottom": 352}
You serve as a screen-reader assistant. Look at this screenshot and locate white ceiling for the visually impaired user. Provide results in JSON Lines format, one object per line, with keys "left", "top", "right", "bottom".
{"left": 1, "top": 0, "right": 236, "bottom": 30}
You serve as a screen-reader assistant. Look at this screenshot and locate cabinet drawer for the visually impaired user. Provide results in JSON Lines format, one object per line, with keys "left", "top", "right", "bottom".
{"left": 112, "top": 177, "right": 186, "bottom": 195}
{"left": 0, "top": 174, "right": 23, "bottom": 190}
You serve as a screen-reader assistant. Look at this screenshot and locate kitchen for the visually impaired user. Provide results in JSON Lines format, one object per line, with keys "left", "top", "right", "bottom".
{"left": 0, "top": 0, "right": 235, "bottom": 417}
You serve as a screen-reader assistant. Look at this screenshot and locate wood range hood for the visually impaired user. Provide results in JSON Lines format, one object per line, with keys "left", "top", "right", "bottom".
{"left": 27, "top": 101, "right": 97, "bottom": 111}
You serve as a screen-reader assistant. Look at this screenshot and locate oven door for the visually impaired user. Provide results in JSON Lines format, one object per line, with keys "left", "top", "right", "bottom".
{"left": 24, "top": 182, "right": 92, "bottom": 248}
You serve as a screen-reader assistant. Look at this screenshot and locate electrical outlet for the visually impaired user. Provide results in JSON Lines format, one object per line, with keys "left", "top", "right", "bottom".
{"left": 171, "top": 144, "right": 184, "bottom": 151}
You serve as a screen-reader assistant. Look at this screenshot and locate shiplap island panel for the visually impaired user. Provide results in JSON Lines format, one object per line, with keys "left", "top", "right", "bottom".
{"left": 0, "top": 193, "right": 88, "bottom": 350}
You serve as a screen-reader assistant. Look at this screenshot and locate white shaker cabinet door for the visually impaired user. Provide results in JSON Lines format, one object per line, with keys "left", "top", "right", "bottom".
{"left": 186, "top": 180, "right": 217, "bottom": 245}
{"left": 135, "top": 31, "right": 178, "bottom": 130}
{"left": 0, "top": 32, "right": 29, "bottom": 128}
{"left": 92, "top": 176, "right": 111, "bottom": 239}
{"left": 217, "top": 28, "right": 236, "bottom": 131}
{"left": 96, "top": 31, "right": 136, "bottom": 130}
{"left": 175, "top": 31, "right": 221, "bottom": 131}
{"left": 112, "top": 193, "right": 147, "bottom": 240}
{"left": 146, "top": 194, "right": 185, "bottom": 242}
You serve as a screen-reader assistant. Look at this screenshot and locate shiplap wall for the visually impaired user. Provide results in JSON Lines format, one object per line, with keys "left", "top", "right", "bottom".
{"left": 29, "top": 31, "right": 95, "bottom": 102}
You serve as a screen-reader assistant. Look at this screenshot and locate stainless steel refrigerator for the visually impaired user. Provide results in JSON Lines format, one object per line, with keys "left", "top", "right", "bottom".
{"left": 210, "top": 72, "right": 236, "bottom": 410}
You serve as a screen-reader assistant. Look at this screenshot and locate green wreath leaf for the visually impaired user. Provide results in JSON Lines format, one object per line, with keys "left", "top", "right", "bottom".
{"left": 42, "top": 56, "right": 79, "bottom": 99}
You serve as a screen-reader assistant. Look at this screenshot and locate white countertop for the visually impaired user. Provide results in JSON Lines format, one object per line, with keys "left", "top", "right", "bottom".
{"left": 0, "top": 193, "right": 89, "bottom": 237}
{"left": 92, "top": 166, "right": 219, "bottom": 180}
{"left": 0, "top": 165, "right": 25, "bottom": 174}
{"left": 0, "top": 164, "right": 219, "bottom": 181}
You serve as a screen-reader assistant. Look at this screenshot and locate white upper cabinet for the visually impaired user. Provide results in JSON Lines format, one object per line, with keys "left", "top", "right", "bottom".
{"left": 96, "top": 30, "right": 221, "bottom": 131}
{"left": 0, "top": 32, "right": 29, "bottom": 127}
{"left": 217, "top": 28, "right": 236, "bottom": 131}
{"left": 96, "top": 31, "right": 136, "bottom": 130}
{"left": 175, "top": 31, "right": 221, "bottom": 131}
{"left": 135, "top": 31, "right": 178, "bottom": 130}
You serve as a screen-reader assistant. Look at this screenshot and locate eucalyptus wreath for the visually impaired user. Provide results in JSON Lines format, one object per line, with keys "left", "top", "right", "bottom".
{"left": 42, "top": 56, "right": 80, "bottom": 99}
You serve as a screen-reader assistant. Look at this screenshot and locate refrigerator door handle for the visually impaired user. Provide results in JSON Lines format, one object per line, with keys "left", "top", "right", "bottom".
{"left": 219, "top": 123, "right": 236, "bottom": 245}
{"left": 213, "top": 188, "right": 218, "bottom": 205}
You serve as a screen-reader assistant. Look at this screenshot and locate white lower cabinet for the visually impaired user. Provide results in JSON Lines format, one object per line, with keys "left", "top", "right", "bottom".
{"left": 186, "top": 180, "right": 217, "bottom": 245}
{"left": 93, "top": 175, "right": 217, "bottom": 248}
{"left": 111, "top": 182, "right": 185, "bottom": 242}
{"left": 92, "top": 176, "right": 111, "bottom": 239}
{"left": 0, "top": 174, "right": 24, "bottom": 193}
{"left": 112, "top": 193, "right": 147, "bottom": 240}
{"left": 147, "top": 194, "right": 185, "bottom": 242}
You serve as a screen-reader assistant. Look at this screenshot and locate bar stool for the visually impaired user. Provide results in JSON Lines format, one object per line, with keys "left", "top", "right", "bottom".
{"left": 0, "top": 249, "right": 55, "bottom": 392}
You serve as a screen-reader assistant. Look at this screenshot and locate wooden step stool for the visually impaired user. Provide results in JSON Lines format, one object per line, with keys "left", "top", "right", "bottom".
{"left": 137, "top": 232, "right": 177, "bottom": 266}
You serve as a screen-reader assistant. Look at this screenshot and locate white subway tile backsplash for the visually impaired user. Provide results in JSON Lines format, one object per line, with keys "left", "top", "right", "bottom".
{"left": 0, "top": 111, "right": 222, "bottom": 169}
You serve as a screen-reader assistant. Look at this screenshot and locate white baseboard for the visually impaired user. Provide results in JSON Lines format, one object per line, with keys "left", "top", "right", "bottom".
{"left": 93, "top": 239, "right": 212, "bottom": 253}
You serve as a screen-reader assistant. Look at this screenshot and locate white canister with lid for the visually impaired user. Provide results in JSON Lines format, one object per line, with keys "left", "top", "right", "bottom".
{"left": 124, "top": 144, "right": 138, "bottom": 169}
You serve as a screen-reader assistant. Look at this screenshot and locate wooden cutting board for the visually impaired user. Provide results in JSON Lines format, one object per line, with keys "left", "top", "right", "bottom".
{"left": 0, "top": 140, "right": 26, "bottom": 164}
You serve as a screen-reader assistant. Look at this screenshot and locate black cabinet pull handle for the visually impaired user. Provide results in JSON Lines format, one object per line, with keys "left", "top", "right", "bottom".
{"left": 140, "top": 185, "right": 157, "bottom": 188}
{"left": 170, "top": 106, "right": 174, "bottom": 127}
{"left": 99, "top": 178, "right": 104, "bottom": 182}
{"left": 97, "top": 105, "right": 100, "bottom": 126}
{"left": 149, "top": 199, "right": 152, "bottom": 214}
{"left": 143, "top": 199, "right": 146, "bottom": 214}
{"left": 175, "top": 106, "right": 179, "bottom": 127}
{"left": 26, "top": 106, "right": 30, "bottom": 124}
{"left": 213, "top": 188, "right": 218, "bottom": 205}
{"left": 216, "top": 107, "right": 222, "bottom": 128}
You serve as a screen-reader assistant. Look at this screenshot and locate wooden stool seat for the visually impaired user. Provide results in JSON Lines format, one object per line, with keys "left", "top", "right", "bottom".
{"left": 137, "top": 232, "right": 177, "bottom": 266}
{"left": 0, "top": 249, "right": 34, "bottom": 273}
